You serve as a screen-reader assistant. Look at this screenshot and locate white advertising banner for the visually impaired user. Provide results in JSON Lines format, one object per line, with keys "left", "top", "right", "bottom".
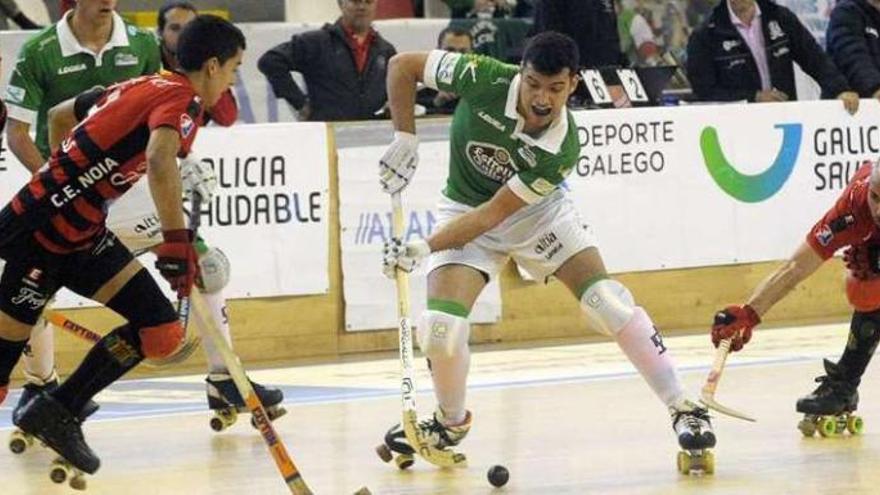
{"left": 568, "top": 100, "right": 873, "bottom": 272}
{"left": 0, "top": 122, "right": 330, "bottom": 307}
{"left": 338, "top": 141, "right": 503, "bottom": 332}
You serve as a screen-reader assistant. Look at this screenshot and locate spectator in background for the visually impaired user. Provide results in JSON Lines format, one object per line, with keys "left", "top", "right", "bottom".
{"left": 531, "top": 0, "right": 623, "bottom": 68}
{"left": 687, "top": 0, "right": 858, "bottom": 113}
{"left": 156, "top": 1, "right": 237, "bottom": 126}
{"left": 615, "top": 0, "right": 661, "bottom": 66}
{"left": 826, "top": 0, "right": 880, "bottom": 98}
{"left": 416, "top": 26, "right": 473, "bottom": 114}
{"left": 0, "top": 0, "right": 42, "bottom": 30}
{"left": 60, "top": 0, "right": 75, "bottom": 17}
{"left": 258, "top": 0, "right": 396, "bottom": 121}
{"left": 4, "top": 0, "right": 160, "bottom": 172}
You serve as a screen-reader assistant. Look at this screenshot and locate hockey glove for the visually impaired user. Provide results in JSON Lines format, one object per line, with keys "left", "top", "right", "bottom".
{"left": 843, "top": 243, "right": 880, "bottom": 280}
{"left": 155, "top": 229, "right": 200, "bottom": 297}
{"left": 379, "top": 131, "right": 419, "bottom": 194}
{"left": 711, "top": 304, "right": 760, "bottom": 352}
{"left": 383, "top": 237, "right": 431, "bottom": 279}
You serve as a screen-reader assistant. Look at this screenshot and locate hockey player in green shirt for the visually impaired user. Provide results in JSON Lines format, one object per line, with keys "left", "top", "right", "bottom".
{"left": 378, "top": 32, "right": 717, "bottom": 472}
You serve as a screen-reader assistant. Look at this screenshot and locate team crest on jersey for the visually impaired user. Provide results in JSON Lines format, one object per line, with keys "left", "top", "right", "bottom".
{"left": 180, "top": 113, "right": 195, "bottom": 138}
{"left": 466, "top": 141, "right": 517, "bottom": 183}
{"left": 815, "top": 224, "right": 833, "bottom": 247}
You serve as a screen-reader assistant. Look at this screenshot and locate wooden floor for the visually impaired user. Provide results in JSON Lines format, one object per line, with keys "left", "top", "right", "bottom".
{"left": 2, "top": 323, "right": 879, "bottom": 494}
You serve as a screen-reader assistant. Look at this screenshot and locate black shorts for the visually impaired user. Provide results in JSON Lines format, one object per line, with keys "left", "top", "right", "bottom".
{"left": 0, "top": 225, "right": 135, "bottom": 326}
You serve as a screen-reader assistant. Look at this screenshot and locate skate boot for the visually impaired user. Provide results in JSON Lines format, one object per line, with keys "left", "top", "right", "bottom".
{"left": 671, "top": 399, "right": 716, "bottom": 475}
{"left": 206, "top": 373, "right": 287, "bottom": 432}
{"left": 796, "top": 359, "right": 862, "bottom": 437}
{"left": 376, "top": 408, "right": 471, "bottom": 470}
{"left": 9, "top": 373, "right": 99, "bottom": 455}
{"left": 13, "top": 391, "right": 98, "bottom": 490}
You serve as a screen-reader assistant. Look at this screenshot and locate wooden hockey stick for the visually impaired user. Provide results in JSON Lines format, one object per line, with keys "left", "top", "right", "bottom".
{"left": 390, "top": 192, "right": 467, "bottom": 468}
{"left": 699, "top": 338, "right": 756, "bottom": 422}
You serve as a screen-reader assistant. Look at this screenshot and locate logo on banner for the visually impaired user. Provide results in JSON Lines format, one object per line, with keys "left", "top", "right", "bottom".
{"left": 700, "top": 123, "right": 802, "bottom": 203}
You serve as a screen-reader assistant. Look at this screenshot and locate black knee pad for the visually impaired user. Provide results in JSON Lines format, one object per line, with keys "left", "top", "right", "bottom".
{"left": 105, "top": 269, "right": 177, "bottom": 331}
{"left": 838, "top": 311, "right": 880, "bottom": 383}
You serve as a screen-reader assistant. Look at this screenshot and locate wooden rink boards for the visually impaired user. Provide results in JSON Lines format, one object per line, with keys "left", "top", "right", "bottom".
{"left": 2, "top": 323, "right": 879, "bottom": 494}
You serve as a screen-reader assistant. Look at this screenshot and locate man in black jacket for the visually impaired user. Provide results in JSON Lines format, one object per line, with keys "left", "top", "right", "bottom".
{"left": 258, "top": 0, "right": 396, "bottom": 121}
{"left": 827, "top": 0, "right": 880, "bottom": 98}
{"left": 530, "top": 0, "right": 622, "bottom": 68}
{"left": 687, "top": 0, "right": 858, "bottom": 113}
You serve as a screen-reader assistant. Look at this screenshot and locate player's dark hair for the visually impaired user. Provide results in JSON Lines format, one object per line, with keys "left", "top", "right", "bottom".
{"left": 157, "top": 1, "right": 197, "bottom": 33}
{"left": 437, "top": 25, "right": 472, "bottom": 49}
{"left": 177, "top": 15, "right": 246, "bottom": 72}
{"left": 522, "top": 31, "right": 579, "bottom": 75}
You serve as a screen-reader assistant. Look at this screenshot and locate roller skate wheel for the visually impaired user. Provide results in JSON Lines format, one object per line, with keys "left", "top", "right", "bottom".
{"left": 70, "top": 475, "right": 87, "bottom": 491}
{"left": 818, "top": 417, "right": 837, "bottom": 438}
{"left": 50, "top": 465, "right": 68, "bottom": 484}
{"left": 703, "top": 450, "right": 715, "bottom": 475}
{"left": 847, "top": 415, "right": 864, "bottom": 435}
{"left": 375, "top": 444, "right": 393, "bottom": 463}
{"left": 394, "top": 453, "right": 415, "bottom": 470}
{"left": 210, "top": 416, "right": 226, "bottom": 432}
{"left": 9, "top": 431, "right": 30, "bottom": 454}
{"left": 676, "top": 451, "right": 691, "bottom": 474}
{"left": 797, "top": 418, "right": 816, "bottom": 437}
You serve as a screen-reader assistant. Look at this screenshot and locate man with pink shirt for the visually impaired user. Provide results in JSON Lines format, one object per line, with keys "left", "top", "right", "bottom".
{"left": 686, "top": 0, "right": 859, "bottom": 112}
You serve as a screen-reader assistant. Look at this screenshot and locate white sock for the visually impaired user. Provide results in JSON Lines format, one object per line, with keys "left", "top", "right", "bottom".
{"left": 197, "top": 291, "right": 233, "bottom": 374}
{"left": 23, "top": 319, "right": 57, "bottom": 385}
{"left": 430, "top": 350, "right": 470, "bottom": 425}
{"left": 614, "top": 306, "right": 685, "bottom": 407}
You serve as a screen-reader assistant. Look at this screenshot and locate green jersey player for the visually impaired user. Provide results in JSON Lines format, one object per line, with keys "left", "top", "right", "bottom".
{"left": 378, "top": 32, "right": 717, "bottom": 473}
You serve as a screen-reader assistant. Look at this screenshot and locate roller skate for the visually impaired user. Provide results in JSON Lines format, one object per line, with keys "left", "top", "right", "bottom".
{"left": 375, "top": 408, "right": 471, "bottom": 470}
{"left": 9, "top": 374, "right": 99, "bottom": 455}
{"left": 796, "top": 359, "right": 862, "bottom": 438}
{"left": 206, "top": 373, "right": 286, "bottom": 432}
{"left": 671, "top": 399, "right": 716, "bottom": 475}
{"left": 13, "top": 391, "right": 99, "bottom": 491}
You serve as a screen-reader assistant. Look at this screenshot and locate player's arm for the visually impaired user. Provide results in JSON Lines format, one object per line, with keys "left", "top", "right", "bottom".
{"left": 6, "top": 119, "right": 43, "bottom": 173}
{"left": 711, "top": 242, "right": 825, "bottom": 352}
{"left": 146, "top": 127, "right": 186, "bottom": 230}
{"left": 387, "top": 52, "right": 430, "bottom": 135}
{"left": 47, "top": 87, "right": 107, "bottom": 152}
{"left": 428, "top": 185, "right": 526, "bottom": 251}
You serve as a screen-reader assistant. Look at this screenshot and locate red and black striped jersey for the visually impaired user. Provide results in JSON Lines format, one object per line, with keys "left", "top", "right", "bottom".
{"left": 9, "top": 72, "right": 203, "bottom": 254}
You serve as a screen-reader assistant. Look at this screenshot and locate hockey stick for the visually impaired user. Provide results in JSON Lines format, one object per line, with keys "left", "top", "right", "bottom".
{"left": 44, "top": 311, "right": 199, "bottom": 369}
{"left": 699, "top": 338, "right": 756, "bottom": 422}
{"left": 390, "top": 192, "right": 467, "bottom": 468}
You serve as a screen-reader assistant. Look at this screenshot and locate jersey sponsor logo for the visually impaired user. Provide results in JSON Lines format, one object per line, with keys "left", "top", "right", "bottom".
{"left": 815, "top": 224, "right": 833, "bottom": 247}
{"left": 529, "top": 177, "right": 556, "bottom": 196}
{"left": 700, "top": 123, "right": 802, "bottom": 202}
{"left": 114, "top": 52, "right": 140, "bottom": 67}
{"left": 57, "top": 63, "right": 87, "bottom": 75}
{"left": 22, "top": 268, "right": 44, "bottom": 289}
{"left": 477, "top": 110, "right": 506, "bottom": 132}
{"left": 517, "top": 146, "right": 537, "bottom": 169}
{"left": 5, "top": 85, "right": 25, "bottom": 104}
{"left": 466, "top": 141, "right": 518, "bottom": 182}
{"left": 50, "top": 157, "right": 125, "bottom": 208}
{"left": 437, "top": 52, "right": 461, "bottom": 86}
{"left": 11, "top": 287, "right": 48, "bottom": 310}
{"left": 768, "top": 21, "right": 784, "bottom": 41}
{"left": 180, "top": 113, "right": 195, "bottom": 138}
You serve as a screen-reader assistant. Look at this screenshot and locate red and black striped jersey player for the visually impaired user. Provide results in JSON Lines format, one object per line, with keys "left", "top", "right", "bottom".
{"left": 0, "top": 16, "right": 244, "bottom": 476}
{"left": 712, "top": 160, "right": 880, "bottom": 436}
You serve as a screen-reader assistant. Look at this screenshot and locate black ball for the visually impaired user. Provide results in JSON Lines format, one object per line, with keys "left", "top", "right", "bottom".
{"left": 487, "top": 464, "right": 509, "bottom": 488}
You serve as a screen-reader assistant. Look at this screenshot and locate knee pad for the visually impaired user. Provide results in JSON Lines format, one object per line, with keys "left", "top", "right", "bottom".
{"left": 580, "top": 278, "right": 635, "bottom": 336}
{"left": 416, "top": 310, "right": 470, "bottom": 361}
{"left": 139, "top": 320, "right": 185, "bottom": 359}
{"left": 846, "top": 273, "right": 880, "bottom": 312}
{"left": 197, "top": 246, "right": 230, "bottom": 294}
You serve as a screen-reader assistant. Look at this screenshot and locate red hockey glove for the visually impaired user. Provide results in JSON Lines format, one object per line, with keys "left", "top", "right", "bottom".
{"left": 155, "top": 229, "right": 199, "bottom": 297}
{"left": 843, "top": 243, "right": 880, "bottom": 280}
{"left": 711, "top": 304, "right": 761, "bottom": 352}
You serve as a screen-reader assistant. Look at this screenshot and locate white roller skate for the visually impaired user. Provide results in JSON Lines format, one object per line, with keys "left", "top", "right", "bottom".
{"left": 376, "top": 408, "right": 471, "bottom": 470}
{"left": 671, "top": 399, "right": 716, "bottom": 475}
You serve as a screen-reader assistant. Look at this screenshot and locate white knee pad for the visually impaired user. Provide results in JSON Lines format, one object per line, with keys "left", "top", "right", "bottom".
{"left": 580, "top": 279, "right": 635, "bottom": 336}
{"left": 416, "top": 310, "right": 470, "bottom": 360}
{"left": 198, "top": 247, "right": 231, "bottom": 294}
